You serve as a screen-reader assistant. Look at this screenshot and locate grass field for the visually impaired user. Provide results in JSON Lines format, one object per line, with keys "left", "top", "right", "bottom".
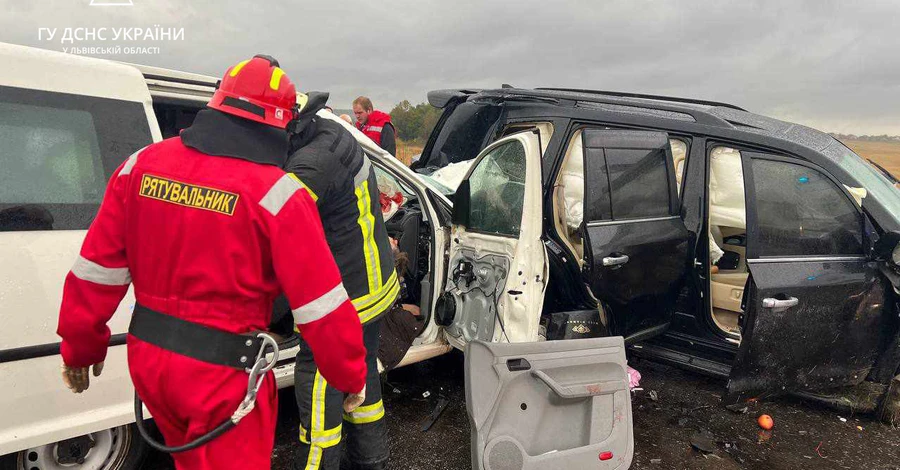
{"left": 394, "top": 140, "right": 424, "bottom": 166}
{"left": 841, "top": 140, "right": 900, "bottom": 179}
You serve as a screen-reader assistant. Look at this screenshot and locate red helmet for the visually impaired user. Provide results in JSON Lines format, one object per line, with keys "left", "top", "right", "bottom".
{"left": 208, "top": 55, "right": 297, "bottom": 129}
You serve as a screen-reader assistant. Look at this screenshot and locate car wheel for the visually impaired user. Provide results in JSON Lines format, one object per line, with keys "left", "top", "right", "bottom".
{"left": 1, "top": 424, "right": 147, "bottom": 470}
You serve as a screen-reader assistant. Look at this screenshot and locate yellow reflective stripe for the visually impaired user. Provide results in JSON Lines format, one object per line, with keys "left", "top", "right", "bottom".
{"left": 306, "top": 447, "right": 322, "bottom": 470}
{"left": 355, "top": 181, "right": 381, "bottom": 293}
{"left": 229, "top": 59, "right": 250, "bottom": 77}
{"left": 351, "top": 270, "right": 398, "bottom": 312}
{"left": 289, "top": 174, "right": 318, "bottom": 202}
{"left": 343, "top": 399, "right": 385, "bottom": 424}
{"left": 303, "top": 371, "right": 327, "bottom": 469}
{"left": 270, "top": 67, "right": 285, "bottom": 91}
{"left": 300, "top": 424, "right": 342, "bottom": 448}
{"left": 357, "top": 278, "right": 399, "bottom": 324}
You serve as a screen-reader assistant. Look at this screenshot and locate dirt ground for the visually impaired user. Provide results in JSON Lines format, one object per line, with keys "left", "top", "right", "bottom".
{"left": 144, "top": 352, "right": 900, "bottom": 470}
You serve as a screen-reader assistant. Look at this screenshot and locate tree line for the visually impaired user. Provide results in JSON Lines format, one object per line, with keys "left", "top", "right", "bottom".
{"left": 388, "top": 100, "right": 442, "bottom": 144}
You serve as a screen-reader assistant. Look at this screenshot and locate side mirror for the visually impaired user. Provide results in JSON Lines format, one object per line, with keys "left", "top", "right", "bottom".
{"left": 451, "top": 180, "right": 471, "bottom": 227}
{"left": 872, "top": 231, "right": 900, "bottom": 265}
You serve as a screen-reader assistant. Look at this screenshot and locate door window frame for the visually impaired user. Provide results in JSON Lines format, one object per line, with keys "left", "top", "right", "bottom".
{"left": 710, "top": 143, "right": 869, "bottom": 261}
{"left": 568, "top": 123, "right": 682, "bottom": 225}
{"left": 458, "top": 131, "right": 537, "bottom": 239}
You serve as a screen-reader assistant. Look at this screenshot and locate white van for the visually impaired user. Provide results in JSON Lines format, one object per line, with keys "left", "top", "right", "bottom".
{"left": 0, "top": 43, "right": 633, "bottom": 470}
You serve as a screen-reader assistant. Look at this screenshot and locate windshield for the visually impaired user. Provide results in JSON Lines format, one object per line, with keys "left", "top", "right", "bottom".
{"left": 414, "top": 173, "right": 456, "bottom": 196}
{"left": 824, "top": 139, "right": 900, "bottom": 225}
{"left": 418, "top": 101, "right": 501, "bottom": 171}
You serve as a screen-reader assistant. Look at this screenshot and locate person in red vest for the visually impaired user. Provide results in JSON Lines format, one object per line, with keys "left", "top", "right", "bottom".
{"left": 56, "top": 55, "right": 367, "bottom": 470}
{"left": 352, "top": 96, "right": 396, "bottom": 156}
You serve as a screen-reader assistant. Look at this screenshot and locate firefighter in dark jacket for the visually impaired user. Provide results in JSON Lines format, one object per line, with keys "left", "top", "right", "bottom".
{"left": 280, "top": 92, "right": 398, "bottom": 470}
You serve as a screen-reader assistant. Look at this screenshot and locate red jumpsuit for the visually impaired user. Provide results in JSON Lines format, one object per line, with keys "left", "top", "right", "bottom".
{"left": 57, "top": 137, "right": 367, "bottom": 469}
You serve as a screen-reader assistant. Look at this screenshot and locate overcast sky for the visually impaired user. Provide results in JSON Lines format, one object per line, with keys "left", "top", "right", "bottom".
{"left": 2, "top": 0, "right": 898, "bottom": 134}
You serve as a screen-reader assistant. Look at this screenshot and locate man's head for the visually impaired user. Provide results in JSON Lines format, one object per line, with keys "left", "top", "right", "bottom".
{"left": 352, "top": 96, "right": 374, "bottom": 125}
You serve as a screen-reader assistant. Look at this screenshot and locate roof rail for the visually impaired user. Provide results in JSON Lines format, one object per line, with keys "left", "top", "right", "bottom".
{"left": 535, "top": 87, "right": 747, "bottom": 112}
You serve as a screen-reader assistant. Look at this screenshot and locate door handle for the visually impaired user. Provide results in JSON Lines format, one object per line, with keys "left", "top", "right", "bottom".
{"left": 531, "top": 369, "right": 626, "bottom": 399}
{"left": 762, "top": 297, "right": 799, "bottom": 310}
{"left": 602, "top": 254, "right": 630, "bottom": 267}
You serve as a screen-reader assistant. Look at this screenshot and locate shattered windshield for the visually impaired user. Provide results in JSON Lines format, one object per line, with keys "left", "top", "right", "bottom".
{"left": 824, "top": 139, "right": 900, "bottom": 226}
{"left": 419, "top": 101, "right": 501, "bottom": 171}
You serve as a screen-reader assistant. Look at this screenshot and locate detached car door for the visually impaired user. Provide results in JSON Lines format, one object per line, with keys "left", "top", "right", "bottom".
{"left": 580, "top": 129, "right": 691, "bottom": 341}
{"left": 435, "top": 130, "right": 548, "bottom": 346}
{"left": 727, "top": 152, "right": 888, "bottom": 400}
{"left": 466, "top": 337, "right": 633, "bottom": 469}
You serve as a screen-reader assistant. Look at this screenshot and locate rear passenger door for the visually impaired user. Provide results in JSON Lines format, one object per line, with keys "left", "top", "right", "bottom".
{"left": 727, "top": 153, "right": 887, "bottom": 399}
{"left": 581, "top": 129, "right": 691, "bottom": 342}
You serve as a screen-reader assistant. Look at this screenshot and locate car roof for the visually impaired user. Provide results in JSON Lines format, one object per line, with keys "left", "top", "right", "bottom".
{"left": 0, "top": 42, "right": 150, "bottom": 103}
{"left": 432, "top": 87, "right": 838, "bottom": 154}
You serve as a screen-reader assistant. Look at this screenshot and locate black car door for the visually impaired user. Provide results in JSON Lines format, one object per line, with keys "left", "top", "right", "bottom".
{"left": 581, "top": 128, "right": 691, "bottom": 342}
{"left": 727, "top": 152, "right": 889, "bottom": 400}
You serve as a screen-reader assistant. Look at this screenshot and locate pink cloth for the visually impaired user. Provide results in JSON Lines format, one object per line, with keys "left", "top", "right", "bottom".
{"left": 627, "top": 366, "right": 642, "bottom": 390}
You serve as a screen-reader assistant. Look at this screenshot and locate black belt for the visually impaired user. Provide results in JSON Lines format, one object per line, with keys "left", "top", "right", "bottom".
{"left": 128, "top": 304, "right": 264, "bottom": 370}
{"left": 128, "top": 303, "right": 280, "bottom": 453}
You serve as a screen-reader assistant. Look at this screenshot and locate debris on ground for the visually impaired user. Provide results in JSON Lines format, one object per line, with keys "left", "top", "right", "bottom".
{"left": 420, "top": 397, "right": 450, "bottom": 432}
{"left": 757, "top": 429, "right": 773, "bottom": 444}
{"left": 650, "top": 458, "right": 662, "bottom": 464}
{"left": 726, "top": 403, "right": 749, "bottom": 414}
{"left": 857, "top": 425, "right": 864, "bottom": 431}
{"left": 627, "top": 365, "right": 642, "bottom": 389}
{"left": 422, "top": 391, "right": 431, "bottom": 398}
{"left": 690, "top": 430, "right": 717, "bottom": 454}
{"left": 723, "top": 441, "right": 745, "bottom": 464}
{"left": 649, "top": 390, "right": 659, "bottom": 402}
{"left": 758, "top": 414, "right": 774, "bottom": 430}
{"left": 838, "top": 416, "right": 847, "bottom": 423}
{"left": 815, "top": 441, "right": 827, "bottom": 458}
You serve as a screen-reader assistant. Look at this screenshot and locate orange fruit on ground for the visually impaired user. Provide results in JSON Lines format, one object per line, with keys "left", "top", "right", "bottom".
{"left": 758, "top": 414, "right": 774, "bottom": 430}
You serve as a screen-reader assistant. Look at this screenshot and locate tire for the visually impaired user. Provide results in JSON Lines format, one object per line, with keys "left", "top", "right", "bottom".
{"left": 1, "top": 424, "right": 148, "bottom": 470}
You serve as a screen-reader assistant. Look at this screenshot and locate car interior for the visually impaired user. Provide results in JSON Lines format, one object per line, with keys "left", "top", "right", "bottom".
{"left": 706, "top": 146, "right": 747, "bottom": 338}
{"left": 373, "top": 165, "right": 435, "bottom": 326}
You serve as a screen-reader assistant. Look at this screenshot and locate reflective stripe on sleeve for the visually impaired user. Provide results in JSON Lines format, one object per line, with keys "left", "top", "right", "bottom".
{"left": 119, "top": 147, "right": 146, "bottom": 176}
{"left": 71, "top": 255, "right": 131, "bottom": 286}
{"left": 259, "top": 173, "right": 301, "bottom": 216}
{"left": 292, "top": 283, "right": 349, "bottom": 325}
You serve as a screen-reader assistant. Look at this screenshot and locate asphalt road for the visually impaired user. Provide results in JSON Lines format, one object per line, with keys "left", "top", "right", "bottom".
{"left": 145, "top": 353, "right": 900, "bottom": 469}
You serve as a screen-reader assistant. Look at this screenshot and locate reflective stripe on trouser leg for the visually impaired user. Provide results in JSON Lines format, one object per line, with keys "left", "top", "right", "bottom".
{"left": 293, "top": 343, "right": 343, "bottom": 470}
{"left": 342, "top": 319, "right": 389, "bottom": 466}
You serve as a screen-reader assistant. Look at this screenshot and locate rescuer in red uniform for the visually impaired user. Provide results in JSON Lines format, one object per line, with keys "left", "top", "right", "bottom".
{"left": 352, "top": 96, "right": 395, "bottom": 156}
{"left": 56, "top": 55, "right": 368, "bottom": 470}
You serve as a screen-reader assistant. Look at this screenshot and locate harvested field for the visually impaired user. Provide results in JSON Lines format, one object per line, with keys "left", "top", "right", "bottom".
{"left": 841, "top": 139, "right": 900, "bottom": 179}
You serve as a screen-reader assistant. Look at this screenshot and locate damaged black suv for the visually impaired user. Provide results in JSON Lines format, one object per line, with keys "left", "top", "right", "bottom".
{"left": 414, "top": 87, "right": 900, "bottom": 420}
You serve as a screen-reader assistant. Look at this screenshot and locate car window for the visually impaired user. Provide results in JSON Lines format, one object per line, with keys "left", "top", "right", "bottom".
{"left": 751, "top": 158, "right": 863, "bottom": 257}
{"left": 583, "top": 129, "right": 674, "bottom": 222}
{"left": 466, "top": 140, "right": 526, "bottom": 237}
{"left": 0, "top": 85, "right": 153, "bottom": 231}
{"left": 606, "top": 144, "right": 671, "bottom": 220}
{"left": 419, "top": 101, "right": 502, "bottom": 170}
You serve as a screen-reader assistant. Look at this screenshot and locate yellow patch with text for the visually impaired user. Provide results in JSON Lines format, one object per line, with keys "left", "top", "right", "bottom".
{"left": 139, "top": 174, "right": 238, "bottom": 216}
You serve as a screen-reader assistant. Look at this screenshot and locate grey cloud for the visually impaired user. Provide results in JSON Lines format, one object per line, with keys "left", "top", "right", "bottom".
{"left": 1, "top": 0, "right": 898, "bottom": 134}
